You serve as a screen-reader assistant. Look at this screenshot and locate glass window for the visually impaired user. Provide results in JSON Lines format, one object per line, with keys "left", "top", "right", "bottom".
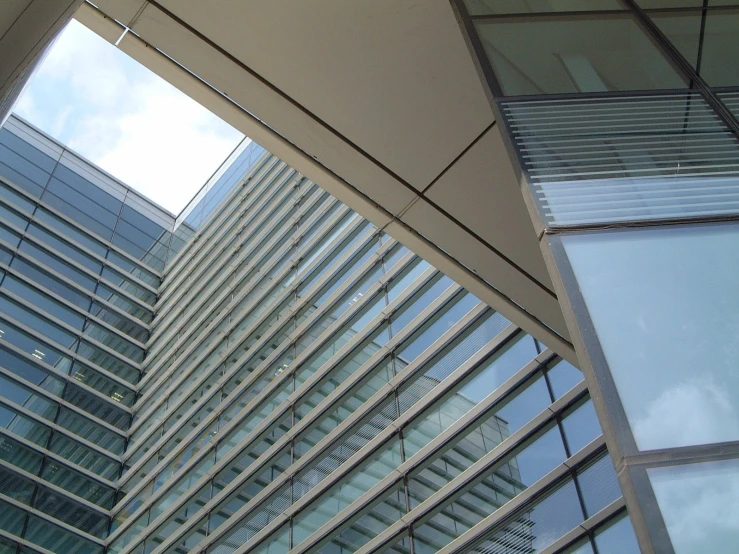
{"left": 24, "top": 225, "right": 102, "bottom": 276}
{"left": 546, "top": 358, "right": 584, "bottom": 399}
{"left": 0, "top": 129, "right": 57, "bottom": 173}
{"left": 476, "top": 14, "right": 686, "bottom": 95}
{"left": 1, "top": 276, "right": 85, "bottom": 330}
{"left": 17, "top": 239, "right": 98, "bottom": 291}
{"left": 650, "top": 9, "right": 739, "bottom": 87}
{"left": 562, "top": 223, "right": 739, "bottom": 450}
{"left": 561, "top": 399, "right": 602, "bottom": 454}
{"left": 42, "top": 184, "right": 115, "bottom": 241}
{"left": 593, "top": 514, "right": 641, "bottom": 553}
{"left": 465, "top": 0, "right": 624, "bottom": 15}
{"left": 0, "top": 181, "right": 34, "bottom": 213}
{"left": 51, "top": 164, "right": 123, "bottom": 215}
{"left": 0, "top": 145, "right": 48, "bottom": 197}
{"left": 576, "top": 455, "right": 621, "bottom": 517}
{"left": 0, "top": 296, "right": 78, "bottom": 350}
{"left": 34, "top": 209, "right": 107, "bottom": 257}
{"left": 24, "top": 514, "right": 105, "bottom": 554}
{"left": 649, "top": 458, "right": 739, "bottom": 554}
{"left": 466, "top": 478, "right": 584, "bottom": 553}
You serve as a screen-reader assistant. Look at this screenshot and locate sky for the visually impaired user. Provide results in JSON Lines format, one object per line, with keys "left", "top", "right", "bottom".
{"left": 14, "top": 20, "right": 244, "bottom": 214}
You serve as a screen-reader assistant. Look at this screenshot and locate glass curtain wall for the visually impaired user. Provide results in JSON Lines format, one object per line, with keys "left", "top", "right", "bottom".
{"left": 0, "top": 108, "right": 631, "bottom": 554}
{"left": 452, "top": 1, "right": 739, "bottom": 553}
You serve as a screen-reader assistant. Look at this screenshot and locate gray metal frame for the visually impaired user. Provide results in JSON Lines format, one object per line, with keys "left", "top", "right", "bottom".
{"left": 449, "top": 1, "right": 739, "bottom": 552}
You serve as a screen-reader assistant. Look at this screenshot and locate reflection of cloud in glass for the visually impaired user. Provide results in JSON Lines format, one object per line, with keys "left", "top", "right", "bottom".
{"left": 650, "top": 459, "right": 739, "bottom": 554}
{"left": 633, "top": 376, "right": 739, "bottom": 450}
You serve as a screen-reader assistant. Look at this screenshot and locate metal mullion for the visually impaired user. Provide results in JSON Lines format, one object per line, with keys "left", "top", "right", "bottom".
{"left": 125, "top": 207, "right": 345, "bottom": 448}
{"left": 530, "top": 162, "right": 739, "bottom": 181}
{"left": 509, "top": 117, "right": 723, "bottom": 134}
{"left": 164, "top": 155, "right": 276, "bottom": 277}
{"left": 155, "top": 169, "right": 292, "bottom": 317}
{"left": 0, "top": 177, "right": 162, "bottom": 286}
{"left": 514, "top": 130, "right": 735, "bottom": 148}
{"left": 145, "top": 281, "right": 472, "bottom": 554}
{"left": 138, "top": 197, "right": 349, "bottom": 403}
{"left": 134, "top": 187, "right": 329, "bottom": 405}
{"left": 117, "top": 260, "right": 436, "bottom": 553}
{"left": 468, "top": 9, "right": 628, "bottom": 22}
{"left": 146, "top": 183, "right": 329, "bottom": 361}
{"left": 503, "top": 92, "right": 707, "bottom": 110}
{"left": 354, "top": 385, "right": 597, "bottom": 554}
{"left": 0, "top": 196, "right": 158, "bottom": 308}
{"left": 0, "top": 458, "right": 111, "bottom": 516}
{"left": 433, "top": 441, "right": 608, "bottom": 554}
{"left": 540, "top": 187, "right": 739, "bottom": 207}
{"left": 36, "top": 198, "right": 163, "bottom": 281}
{"left": 288, "top": 344, "right": 553, "bottom": 554}
{"left": 117, "top": 234, "right": 401, "bottom": 496}
{"left": 0, "top": 366, "right": 127, "bottom": 439}
{"left": 166, "top": 148, "right": 276, "bottom": 273}
{"left": 0, "top": 311, "right": 136, "bottom": 391}
{"left": 538, "top": 500, "right": 627, "bottom": 554}
{"left": 0, "top": 289, "right": 142, "bottom": 371}
{"left": 127, "top": 201, "right": 353, "bottom": 441}
{"left": 163, "top": 156, "right": 285, "bottom": 283}
{"left": 504, "top": 101, "right": 716, "bottom": 118}
{"left": 0, "top": 492, "right": 106, "bottom": 547}
{"left": 121, "top": 248, "right": 417, "bottom": 500}
{"left": 229, "top": 308, "right": 511, "bottom": 554}
{"left": 0, "top": 248, "right": 152, "bottom": 329}
{"left": 0, "top": 426, "right": 115, "bottom": 489}
{"left": 147, "top": 172, "right": 304, "bottom": 350}
{"left": 0, "top": 339, "right": 133, "bottom": 415}
{"left": 622, "top": 0, "right": 739, "bottom": 139}
{"left": 521, "top": 148, "right": 739, "bottom": 164}
{"left": 505, "top": 103, "right": 719, "bottom": 120}
{"left": 0, "top": 528, "right": 54, "bottom": 554}
{"left": 158, "top": 161, "right": 294, "bottom": 304}
{"left": 542, "top": 200, "right": 739, "bottom": 221}
{"left": 0, "top": 397, "right": 120, "bottom": 463}
{"left": 111, "top": 242, "right": 411, "bottom": 521}
{"left": 192, "top": 283, "right": 471, "bottom": 553}
{"left": 0, "top": 260, "right": 148, "bottom": 349}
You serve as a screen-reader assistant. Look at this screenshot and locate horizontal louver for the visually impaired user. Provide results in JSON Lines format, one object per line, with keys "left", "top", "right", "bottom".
{"left": 503, "top": 93, "right": 739, "bottom": 227}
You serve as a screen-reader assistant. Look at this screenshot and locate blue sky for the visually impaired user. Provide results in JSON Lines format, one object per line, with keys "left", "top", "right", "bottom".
{"left": 14, "top": 20, "right": 244, "bottom": 214}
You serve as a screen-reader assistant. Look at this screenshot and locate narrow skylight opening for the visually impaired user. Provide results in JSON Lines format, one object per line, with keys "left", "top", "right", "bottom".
{"left": 14, "top": 19, "right": 244, "bottom": 215}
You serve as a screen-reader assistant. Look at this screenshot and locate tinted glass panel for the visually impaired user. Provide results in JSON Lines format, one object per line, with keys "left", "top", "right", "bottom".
{"left": 562, "top": 223, "right": 739, "bottom": 450}
{"left": 476, "top": 14, "right": 686, "bottom": 95}
{"left": 649, "top": 459, "right": 739, "bottom": 554}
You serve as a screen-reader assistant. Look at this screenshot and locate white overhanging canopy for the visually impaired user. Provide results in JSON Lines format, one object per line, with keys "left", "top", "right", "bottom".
{"left": 75, "top": 0, "right": 574, "bottom": 360}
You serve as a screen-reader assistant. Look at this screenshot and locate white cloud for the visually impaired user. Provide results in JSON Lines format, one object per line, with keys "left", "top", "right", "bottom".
{"left": 651, "top": 460, "right": 739, "bottom": 553}
{"left": 14, "top": 20, "right": 243, "bottom": 214}
{"left": 632, "top": 375, "right": 739, "bottom": 450}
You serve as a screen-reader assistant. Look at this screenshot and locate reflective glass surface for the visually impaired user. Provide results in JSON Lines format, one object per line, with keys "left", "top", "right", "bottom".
{"left": 476, "top": 14, "right": 686, "bottom": 95}
{"left": 649, "top": 459, "right": 739, "bottom": 554}
{"left": 465, "top": 0, "right": 623, "bottom": 14}
{"left": 650, "top": 9, "right": 739, "bottom": 87}
{"left": 562, "top": 223, "right": 739, "bottom": 450}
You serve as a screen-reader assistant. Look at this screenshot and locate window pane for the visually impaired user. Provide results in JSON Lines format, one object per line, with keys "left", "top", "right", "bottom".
{"left": 651, "top": 9, "right": 739, "bottom": 87}
{"left": 562, "top": 223, "right": 739, "bottom": 450}
{"left": 476, "top": 14, "right": 686, "bottom": 96}
{"left": 465, "top": 0, "right": 624, "bottom": 15}
{"left": 649, "top": 459, "right": 739, "bottom": 554}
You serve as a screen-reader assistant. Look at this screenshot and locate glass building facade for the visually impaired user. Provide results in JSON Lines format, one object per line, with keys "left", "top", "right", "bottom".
{"left": 0, "top": 113, "right": 637, "bottom": 554}
{"left": 453, "top": 1, "right": 739, "bottom": 553}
